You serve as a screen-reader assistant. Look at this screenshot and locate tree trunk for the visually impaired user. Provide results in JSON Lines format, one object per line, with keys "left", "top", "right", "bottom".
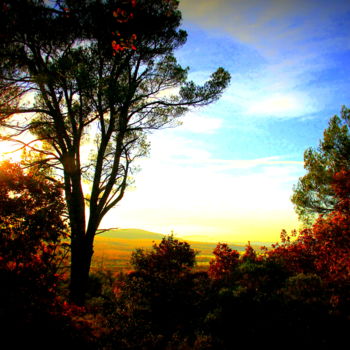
{"left": 63, "top": 154, "right": 93, "bottom": 305}
{"left": 70, "top": 234, "right": 94, "bottom": 305}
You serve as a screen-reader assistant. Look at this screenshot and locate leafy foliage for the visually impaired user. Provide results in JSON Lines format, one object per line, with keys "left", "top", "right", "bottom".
{"left": 0, "top": 161, "right": 96, "bottom": 348}
{"left": 208, "top": 243, "right": 239, "bottom": 281}
{"left": 103, "top": 235, "right": 206, "bottom": 348}
{"left": 291, "top": 106, "right": 350, "bottom": 224}
{"left": 270, "top": 170, "right": 350, "bottom": 284}
{"left": 0, "top": 160, "right": 68, "bottom": 270}
{"left": 130, "top": 234, "right": 197, "bottom": 277}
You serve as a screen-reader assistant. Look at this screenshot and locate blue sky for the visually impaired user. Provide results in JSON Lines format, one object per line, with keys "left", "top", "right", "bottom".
{"left": 101, "top": 0, "right": 350, "bottom": 243}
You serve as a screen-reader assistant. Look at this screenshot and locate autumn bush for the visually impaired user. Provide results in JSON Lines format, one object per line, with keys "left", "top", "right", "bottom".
{"left": 266, "top": 170, "right": 350, "bottom": 315}
{"left": 0, "top": 161, "right": 96, "bottom": 348}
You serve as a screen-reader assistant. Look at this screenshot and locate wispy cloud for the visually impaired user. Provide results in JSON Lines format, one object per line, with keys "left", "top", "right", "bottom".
{"left": 180, "top": 0, "right": 350, "bottom": 60}
{"left": 178, "top": 112, "right": 223, "bottom": 134}
{"left": 245, "top": 93, "right": 317, "bottom": 118}
{"left": 179, "top": 0, "right": 350, "bottom": 120}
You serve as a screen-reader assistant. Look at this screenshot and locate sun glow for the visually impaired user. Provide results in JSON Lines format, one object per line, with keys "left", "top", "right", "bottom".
{"left": 0, "top": 141, "right": 23, "bottom": 163}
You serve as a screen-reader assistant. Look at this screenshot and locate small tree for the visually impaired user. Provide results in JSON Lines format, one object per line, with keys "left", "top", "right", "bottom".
{"left": 279, "top": 170, "right": 350, "bottom": 281}
{"left": 291, "top": 106, "right": 350, "bottom": 224}
{"left": 130, "top": 234, "right": 197, "bottom": 278}
{"left": 310, "top": 170, "right": 350, "bottom": 283}
{"left": 269, "top": 168, "right": 350, "bottom": 303}
{"left": 208, "top": 243, "right": 240, "bottom": 281}
{"left": 241, "top": 241, "right": 257, "bottom": 263}
{"left": 112, "top": 235, "right": 198, "bottom": 347}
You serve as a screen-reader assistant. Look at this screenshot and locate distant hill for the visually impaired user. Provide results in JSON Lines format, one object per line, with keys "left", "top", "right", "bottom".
{"left": 92, "top": 228, "right": 248, "bottom": 272}
{"left": 97, "top": 228, "right": 165, "bottom": 240}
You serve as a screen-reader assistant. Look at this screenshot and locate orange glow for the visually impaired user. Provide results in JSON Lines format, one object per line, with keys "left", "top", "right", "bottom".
{"left": 0, "top": 141, "right": 23, "bottom": 162}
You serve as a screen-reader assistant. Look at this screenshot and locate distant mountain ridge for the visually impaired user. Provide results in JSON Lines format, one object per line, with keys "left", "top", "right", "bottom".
{"left": 95, "top": 228, "right": 248, "bottom": 253}
{"left": 97, "top": 228, "right": 165, "bottom": 240}
{"left": 97, "top": 228, "right": 271, "bottom": 246}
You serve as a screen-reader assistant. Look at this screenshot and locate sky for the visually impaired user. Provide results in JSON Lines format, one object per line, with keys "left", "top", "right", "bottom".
{"left": 99, "top": 0, "right": 350, "bottom": 243}
{"left": 3, "top": 0, "right": 348, "bottom": 243}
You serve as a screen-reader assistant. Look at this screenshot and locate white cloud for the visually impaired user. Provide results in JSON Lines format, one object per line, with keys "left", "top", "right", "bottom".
{"left": 246, "top": 93, "right": 317, "bottom": 118}
{"left": 147, "top": 131, "right": 212, "bottom": 162}
{"left": 178, "top": 0, "right": 350, "bottom": 121}
{"left": 180, "top": 0, "right": 350, "bottom": 60}
{"left": 179, "top": 112, "right": 223, "bottom": 134}
{"left": 219, "top": 66, "right": 321, "bottom": 119}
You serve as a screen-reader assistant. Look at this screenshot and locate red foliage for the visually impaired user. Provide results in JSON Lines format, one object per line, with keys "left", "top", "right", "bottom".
{"left": 332, "top": 169, "right": 350, "bottom": 212}
{"left": 111, "top": 33, "right": 137, "bottom": 53}
{"left": 58, "top": 1, "right": 138, "bottom": 54}
{"left": 111, "top": 0, "right": 137, "bottom": 54}
{"left": 0, "top": 161, "right": 90, "bottom": 345}
{"left": 0, "top": 160, "right": 68, "bottom": 272}
{"left": 307, "top": 170, "right": 350, "bottom": 282}
{"left": 268, "top": 170, "right": 350, "bottom": 284}
{"left": 241, "top": 241, "right": 257, "bottom": 262}
{"left": 267, "top": 229, "right": 317, "bottom": 275}
{"left": 208, "top": 243, "right": 240, "bottom": 280}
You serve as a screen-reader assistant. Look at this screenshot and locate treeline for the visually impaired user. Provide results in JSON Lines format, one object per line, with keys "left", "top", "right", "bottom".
{"left": 0, "top": 159, "right": 349, "bottom": 349}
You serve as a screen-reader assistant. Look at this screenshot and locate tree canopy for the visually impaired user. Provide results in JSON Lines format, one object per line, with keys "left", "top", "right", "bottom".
{"left": 0, "top": 160, "right": 67, "bottom": 265}
{"left": 0, "top": 0, "right": 230, "bottom": 304}
{"left": 291, "top": 106, "right": 350, "bottom": 224}
{"left": 130, "top": 234, "right": 197, "bottom": 277}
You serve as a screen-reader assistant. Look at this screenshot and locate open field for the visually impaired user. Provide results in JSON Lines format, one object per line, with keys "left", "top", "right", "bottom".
{"left": 91, "top": 228, "right": 252, "bottom": 272}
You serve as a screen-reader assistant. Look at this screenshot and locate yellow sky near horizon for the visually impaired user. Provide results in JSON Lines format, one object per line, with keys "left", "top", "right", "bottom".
{"left": 0, "top": 142, "right": 301, "bottom": 244}
{"left": 100, "top": 126, "right": 303, "bottom": 244}
{"left": 0, "top": 140, "right": 300, "bottom": 244}
{"left": 101, "top": 208, "right": 300, "bottom": 244}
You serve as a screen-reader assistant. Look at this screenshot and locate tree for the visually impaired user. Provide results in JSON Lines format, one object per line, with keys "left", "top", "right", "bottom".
{"left": 111, "top": 235, "right": 199, "bottom": 348}
{"left": 270, "top": 168, "right": 350, "bottom": 283}
{"left": 208, "top": 243, "right": 240, "bottom": 281}
{"left": 241, "top": 241, "right": 257, "bottom": 263}
{"left": 0, "top": 0, "right": 230, "bottom": 304}
{"left": 310, "top": 170, "right": 350, "bottom": 284}
{"left": 0, "top": 160, "right": 69, "bottom": 302}
{"left": 130, "top": 234, "right": 197, "bottom": 278}
{"left": 291, "top": 106, "right": 350, "bottom": 224}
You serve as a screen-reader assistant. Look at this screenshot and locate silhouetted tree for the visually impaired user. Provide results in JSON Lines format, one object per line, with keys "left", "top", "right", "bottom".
{"left": 0, "top": 0, "right": 230, "bottom": 304}
{"left": 109, "top": 235, "right": 201, "bottom": 348}
{"left": 130, "top": 234, "right": 197, "bottom": 278}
